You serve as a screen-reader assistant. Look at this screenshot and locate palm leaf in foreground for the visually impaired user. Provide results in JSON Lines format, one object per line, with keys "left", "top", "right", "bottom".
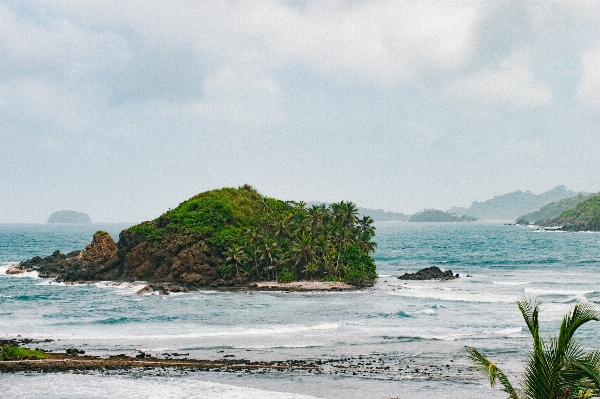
{"left": 468, "top": 298, "right": 600, "bottom": 399}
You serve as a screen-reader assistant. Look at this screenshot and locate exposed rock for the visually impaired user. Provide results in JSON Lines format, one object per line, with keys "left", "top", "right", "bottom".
{"left": 5, "top": 264, "right": 25, "bottom": 275}
{"left": 398, "top": 266, "right": 457, "bottom": 280}
{"left": 14, "top": 230, "right": 225, "bottom": 291}
{"left": 136, "top": 283, "right": 187, "bottom": 295}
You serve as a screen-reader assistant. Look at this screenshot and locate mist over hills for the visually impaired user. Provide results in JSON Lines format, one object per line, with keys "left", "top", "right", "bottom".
{"left": 313, "top": 185, "right": 588, "bottom": 223}
{"left": 307, "top": 202, "right": 407, "bottom": 222}
{"left": 448, "top": 186, "right": 581, "bottom": 221}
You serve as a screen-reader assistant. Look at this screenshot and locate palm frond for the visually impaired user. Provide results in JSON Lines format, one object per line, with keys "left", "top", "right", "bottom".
{"left": 518, "top": 298, "right": 543, "bottom": 353}
{"left": 471, "top": 300, "right": 600, "bottom": 399}
{"left": 558, "top": 301, "right": 600, "bottom": 355}
{"left": 467, "top": 347, "right": 520, "bottom": 399}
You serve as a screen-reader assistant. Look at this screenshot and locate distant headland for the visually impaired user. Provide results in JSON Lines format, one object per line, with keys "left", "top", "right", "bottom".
{"left": 47, "top": 210, "right": 91, "bottom": 224}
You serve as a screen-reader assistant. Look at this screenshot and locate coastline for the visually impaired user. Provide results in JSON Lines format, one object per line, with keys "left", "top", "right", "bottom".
{"left": 3, "top": 266, "right": 359, "bottom": 293}
{"left": 0, "top": 339, "right": 473, "bottom": 382}
{"left": 247, "top": 281, "right": 357, "bottom": 291}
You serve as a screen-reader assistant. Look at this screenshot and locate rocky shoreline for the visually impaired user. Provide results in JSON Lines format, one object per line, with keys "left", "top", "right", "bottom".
{"left": 0, "top": 339, "right": 477, "bottom": 382}
{"left": 7, "top": 231, "right": 368, "bottom": 293}
{"left": 4, "top": 265, "right": 359, "bottom": 293}
{"left": 248, "top": 281, "right": 355, "bottom": 291}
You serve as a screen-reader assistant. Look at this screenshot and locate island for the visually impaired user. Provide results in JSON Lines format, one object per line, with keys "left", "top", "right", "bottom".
{"left": 541, "top": 194, "right": 600, "bottom": 231}
{"left": 47, "top": 210, "right": 91, "bottom": 224}
{"left": 11, "top": 185, "right": 377, "bottom": 292}
{"left": 409, "top": 209, "right": 477, "bottom": 222}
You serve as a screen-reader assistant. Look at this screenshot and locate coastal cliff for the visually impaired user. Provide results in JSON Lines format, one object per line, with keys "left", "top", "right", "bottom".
{"left": 12, "top": 185, "right": 377, "bottom": 290}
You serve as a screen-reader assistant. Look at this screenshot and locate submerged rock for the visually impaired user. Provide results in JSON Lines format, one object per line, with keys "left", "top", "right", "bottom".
{"left": 398, "top": 266, "right": 457, "bottom": 280}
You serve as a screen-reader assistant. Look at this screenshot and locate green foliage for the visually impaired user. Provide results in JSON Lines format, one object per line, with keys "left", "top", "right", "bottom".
{"left": 409, "top": 209, "right": 477, "bottom": 222}
{"left": 0, "top": 345, "right": 48, "bottom": 361}
{"left": 516, "top": 193, "right": 597, "bottom": 224}
{"left": 217, "top": 264, "right": 233, "bottom": 279}
{"left": 125, "top": 185, "right": 378, "bottom": 284}
{"left": 128, "top": 222, "right": 163, "bottom": 242}
{"left": 545, "top": 194, "right": 600, "bottom": 231}
{"left": 277, "top": 268, "right": 296, "bottom": 283}
{"left": 468, "top": 299, "right": 600, "bottom": 399}
{"left": 339, "top": 245, "right": 377, "bottom": 284}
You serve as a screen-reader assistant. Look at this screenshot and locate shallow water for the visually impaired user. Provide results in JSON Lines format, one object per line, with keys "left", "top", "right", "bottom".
{"left": 1, "top": 222, "right": 600, "bottom": 398}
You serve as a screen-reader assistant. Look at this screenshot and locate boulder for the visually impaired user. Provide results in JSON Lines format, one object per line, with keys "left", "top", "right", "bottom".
{"left": 398, "top": 266, "right": 457, "bottom": 280}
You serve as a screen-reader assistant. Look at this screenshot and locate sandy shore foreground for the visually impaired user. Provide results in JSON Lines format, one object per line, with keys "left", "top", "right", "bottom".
{"left": 247, "top": 281, "right": 356, "bottom": 291}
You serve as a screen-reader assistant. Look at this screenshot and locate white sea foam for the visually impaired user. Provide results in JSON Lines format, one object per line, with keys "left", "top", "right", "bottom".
{"left": 35, "top": 280, "right": 69, "bottom": 286}
{"left": 388, "top": 285, "right": 516, "bottom": 303}
{"left": 35, "top": 323, "right": 342, "bottom": 341}
{"left": 148, "top": 323, "right": 339, "bottom": 339}
{"left": 491, "top": 327, "right": 522, "bottom": 336}
{"left": 524, "top": 288, "right": 594, "bottom": 296}
{"left": 2, "top": 265, "right": 40, "bottom": 279}
{"left": 233, "top": 343, "right": 324, "bottom": 349}
{"left": 493, "top": 281, "right": 531, "bottom": 286}
{"left": 0, "top": 374, "right": 324, "bottom": 399}
{"left": 95, "top": 281, "right": 148, "bottom": 295}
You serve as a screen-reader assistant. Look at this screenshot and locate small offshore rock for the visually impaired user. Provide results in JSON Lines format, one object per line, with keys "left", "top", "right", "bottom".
{"left": 398, "top": 266, "right": 458, "bottom": 280}
{"left": 66, "top": 348, "right": 84, "bottom": 355}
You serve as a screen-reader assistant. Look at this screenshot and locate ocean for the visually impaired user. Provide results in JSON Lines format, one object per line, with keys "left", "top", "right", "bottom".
{"left": 1, "top": 222, "right": 600, "bottom": 398}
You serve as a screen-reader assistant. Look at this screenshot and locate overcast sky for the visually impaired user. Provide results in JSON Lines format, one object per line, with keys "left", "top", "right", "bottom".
{"left": 1, "top": 0, "right": 600, "bottom": 223}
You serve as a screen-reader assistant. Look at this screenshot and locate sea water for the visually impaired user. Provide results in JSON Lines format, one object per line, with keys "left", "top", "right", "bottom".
{"left": 1, "top": 222, "right": 600, "bottom": 398}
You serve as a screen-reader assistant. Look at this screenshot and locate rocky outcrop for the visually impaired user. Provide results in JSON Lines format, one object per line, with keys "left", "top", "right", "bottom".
{"left": 11, "top": 230, "right": 230, "bottom": 290}
{"left": 398, "top": 266, "right": 458, "bottom": 280}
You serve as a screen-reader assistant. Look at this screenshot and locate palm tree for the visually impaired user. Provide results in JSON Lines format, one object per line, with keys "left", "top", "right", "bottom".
{"left": 247, "top": 228, "right": 261, "bottom": 278}
{"left": 259, "top": 241, "right": 277, "bottom": 280}
{"left": 307, "top": 205, "right": 325, "bottom": 236}
{"left": 223, "top": 244, "right": 248, "bottom": 277}
{"left": 292, "top": 235, "right": 315, "bottom": 279}
{"left": 467, "top": 298, "right": 600, "bottom": 399}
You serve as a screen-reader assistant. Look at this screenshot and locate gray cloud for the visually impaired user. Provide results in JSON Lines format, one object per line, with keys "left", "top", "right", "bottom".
{"left": 1, "top": 0, "right": 599, "bottom": 222}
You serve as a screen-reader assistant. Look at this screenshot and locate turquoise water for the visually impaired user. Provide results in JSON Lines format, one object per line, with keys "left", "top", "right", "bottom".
{"left": 1, "top": 222, "right": 600, "bottom": 398}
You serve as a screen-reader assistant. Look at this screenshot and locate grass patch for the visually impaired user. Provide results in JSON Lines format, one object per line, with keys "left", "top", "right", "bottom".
{"left": 0, "top": 345, "right": 48, "bottom": 361}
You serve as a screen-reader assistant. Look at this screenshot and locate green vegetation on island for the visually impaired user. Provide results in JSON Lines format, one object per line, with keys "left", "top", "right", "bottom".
{"left": 543, "top": 194, "right": 600, "bottom": 231}
{"left": 409, "top": 209, "right": 477, "bottom": 222}
{"left": 516, "top": 193, "right": 597, "bottom": 225}
{"left": 468, "top": 299, "right": 600, "bottom": 399}
{"left": 0, "top": 345, "right": 48, "bottom": 361}
{"left": 128, "top": 185, "right": 377, "bottom": 285}
{"left": 47, "top": 210, "right": 91, "bottom": 224}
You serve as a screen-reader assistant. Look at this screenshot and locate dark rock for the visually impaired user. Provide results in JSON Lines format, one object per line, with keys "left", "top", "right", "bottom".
{"left": 398, "top": 266, "right": 457, "bottom": 280}
{"left": 66, "top": 348, "right": 84, "bottom": 355}
{"left": 15, "top": 229, "right": 223, "bottom": 290}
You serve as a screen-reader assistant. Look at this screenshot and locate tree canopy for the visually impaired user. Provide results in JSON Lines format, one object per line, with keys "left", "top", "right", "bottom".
{"left": 127, "top": 185, "right": 377, "bottom": 285}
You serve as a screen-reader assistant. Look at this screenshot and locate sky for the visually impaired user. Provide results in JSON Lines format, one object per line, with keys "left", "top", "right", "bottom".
{"left": 1, "top": 0, "right": 600, "bottom": 223}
